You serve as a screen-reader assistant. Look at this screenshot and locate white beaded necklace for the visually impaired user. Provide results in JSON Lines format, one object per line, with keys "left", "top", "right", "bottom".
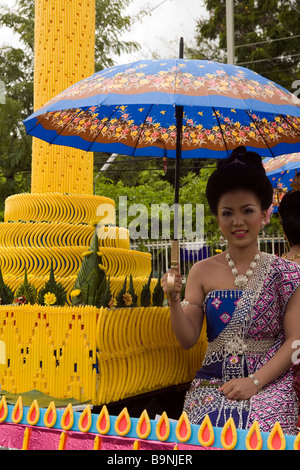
{"left": 225, "top": 252, "right": 260, "bottom": 288}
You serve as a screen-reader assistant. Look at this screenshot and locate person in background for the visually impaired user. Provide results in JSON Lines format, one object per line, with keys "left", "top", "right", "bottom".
{"left": 278, "top": 172, "right": 300, "bottom": 412}
{"left": 278, "top": 173, "right": 300, "bottom": 263}
{"left": 162, "top": 146, "right": 300, "bottom": 435}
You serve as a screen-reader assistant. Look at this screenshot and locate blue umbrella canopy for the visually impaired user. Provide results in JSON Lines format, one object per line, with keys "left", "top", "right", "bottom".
{"left": 263, "top": 153, "right": 300, "bottom": 211}
{"left": 24, "top": 59, "right": 300, "bottom": 160}
{"left": 263, "top": 153, "right": 300, "bottom": 190}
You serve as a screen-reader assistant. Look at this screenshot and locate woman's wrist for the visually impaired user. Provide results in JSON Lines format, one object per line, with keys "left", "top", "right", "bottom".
{"left": 248, "top": 373, "right": 261, "bottom": 392}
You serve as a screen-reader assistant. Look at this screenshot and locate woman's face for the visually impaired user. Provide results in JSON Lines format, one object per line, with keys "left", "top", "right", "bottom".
{"left": 216, "top": 189, "right": 267, "bottom": 249}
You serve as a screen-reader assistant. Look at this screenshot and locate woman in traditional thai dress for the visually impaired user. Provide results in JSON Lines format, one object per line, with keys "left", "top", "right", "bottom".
{"left": 162, "top": 146, "right": 300, "bottom": 435}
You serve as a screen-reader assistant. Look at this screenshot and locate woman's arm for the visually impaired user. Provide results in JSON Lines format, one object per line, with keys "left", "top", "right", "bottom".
{"left": 219, "top": 286, "right": 300, "bottom": 400}
{"left": 162, "top": 263, "right": 204, "bottom": 350}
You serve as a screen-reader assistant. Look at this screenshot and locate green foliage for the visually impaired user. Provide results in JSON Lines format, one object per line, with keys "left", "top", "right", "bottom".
{"left": 37, "top": 259, "right": 67, "bottom": 306}
{"left": 14, "top": 267, "right": 37, "bottom": 304}
{"left": 115, "top": 276, "right": 127, "bottom": 307}
{"left": 94, "top": 0, "right": 140, "bottom": 70}
{"left": 100, "top": 276, "right": 112, "bottom": 308}
{"left": 94, "top": 162, "right": 219, "bottom": 240}
{"left": 189, "top": 0, "right": 300, "bottom": 91}
{"left": 152, "top": 268, "right": 164, "bottom": 307}
{"left": 0, "top": 266, "right": 14, "bottom": 304}
{"left": 128, "top": 274, "right": 138, "bottom": 307}
{"left": 72, "top": 230, "right": 107, "bottom": 307}
{"left": 140, "top": 272, "right": 152, "bottom": 307}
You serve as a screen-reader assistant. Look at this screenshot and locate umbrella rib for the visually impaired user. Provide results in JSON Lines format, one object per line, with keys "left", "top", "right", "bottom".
{"left": 131, "top": 104, "right": 156, "bottom": 157}
{"left": 279, "top": 114, "right": 300, "bottom": 140}
{"left": 85, "top": 106, "right": 121, "bottom": 153}
{"left": 245, "top": 110, "right": 276, "bottom": 158}
{"left": 212, "top": 107, "right": 230, "bottom": 157}
{"left": 25, "top": 108, "right": 81, "bottom": 144}
{"left": 47, "top": 108, "right": 86, "bottom": 145}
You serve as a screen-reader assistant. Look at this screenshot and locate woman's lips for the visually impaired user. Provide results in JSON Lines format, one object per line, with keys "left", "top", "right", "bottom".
{"left": 232, "top": 230, "right": 248, "bottom": 238}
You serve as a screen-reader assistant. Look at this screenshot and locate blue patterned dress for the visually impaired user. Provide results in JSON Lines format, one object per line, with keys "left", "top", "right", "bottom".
{"left": 183, "top": 254, "right": 300, "bottom": 435}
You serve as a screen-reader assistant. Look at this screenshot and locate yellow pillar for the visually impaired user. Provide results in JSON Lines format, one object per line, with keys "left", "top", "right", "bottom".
{"left": 31, "top": 0, "right": 95, "bottom": 194}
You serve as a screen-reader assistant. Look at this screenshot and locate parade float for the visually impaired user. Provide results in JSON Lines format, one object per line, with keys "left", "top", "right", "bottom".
{"left": 0, "top": 0, "right": 208, "bottom": 450}
{"left": 0, "top": 0, "right": 299, "bottom": 452}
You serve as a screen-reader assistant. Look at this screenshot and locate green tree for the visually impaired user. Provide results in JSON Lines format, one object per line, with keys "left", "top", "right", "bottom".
{"left": 95, "top": 0, "right": 139, "bottom": 70}
{"left": 189, "top": 0, "right": 300, "bottom": 91}
{"left": 94, "top": 163, "right": 221, "bottom": 240}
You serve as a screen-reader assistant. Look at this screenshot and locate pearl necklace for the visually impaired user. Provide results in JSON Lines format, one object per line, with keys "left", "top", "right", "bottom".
{"left": 225, "top": 252, "right": 260, "bottom": 288}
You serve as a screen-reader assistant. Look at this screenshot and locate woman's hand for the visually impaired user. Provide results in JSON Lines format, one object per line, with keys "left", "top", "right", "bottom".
{"left": 218, "top": 377, "right": 258, "bottom": 401}
{"left": 161, "top": 269, "right": 182, "bottom": 303}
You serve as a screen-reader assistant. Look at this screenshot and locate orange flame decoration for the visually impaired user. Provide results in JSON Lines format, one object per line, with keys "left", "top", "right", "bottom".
{"left": 245, "top": 421, "right": 263, "bottom": 450}
{"left": 11, "top": 396, "right": 23, "bottom": 424}
{"left": 114, "top": 407, "right": 131, "bottom": 437}
{"left": 155, "top": 411, "right": 170, "bottom": 441}
{"left": 267, "top": 422, "right": 286, "bottom": 451}
{"left": 136, "top": 409, "right": 151, "bottom": 439}
{"left": 78, "top": 404, "right": 92, "bottom": 433}
{"left": 198, "top": 414, "right": 215, "bottom": 447}
{"left": 220, "top": 417, "right": 238, "bottom": 450}
{"left": 175, "top": 411, "right": 192, "bottom": 442}
{"left": 27, "top": 399, "right": 40, "bottom": 426}
{"left": 0, "top": 400, "right": 299, "bottom": 450}
{"left": 61, "top": 403, "right": 74, "bottom": 431}
{"left": 0, "top": 396, "right": 8, "bottom": 422}
{"left": 44, "top": 401, "right": 57, "bottom": 428}
{"left": 96, "top": 405, "right": 110, "bottom": 434}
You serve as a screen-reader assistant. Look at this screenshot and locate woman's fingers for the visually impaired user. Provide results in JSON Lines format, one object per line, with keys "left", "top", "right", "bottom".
{"left": 162, "top": 269, "right": 182, "bottom": 300}
{"left": 218, "top": 378, "right": 258, "bottom": 400}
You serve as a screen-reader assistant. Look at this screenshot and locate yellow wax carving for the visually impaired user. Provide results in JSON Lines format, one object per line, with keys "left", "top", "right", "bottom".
{"left": 32, "top": 0, "right": 95, "bottom": 194}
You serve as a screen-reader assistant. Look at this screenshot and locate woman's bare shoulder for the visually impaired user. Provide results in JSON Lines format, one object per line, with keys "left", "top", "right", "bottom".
{"left": 187, "top": 253, "right": 229, "bottom": 295}
{"left": 189, "top": 253, "right": 225, "bottom": 275}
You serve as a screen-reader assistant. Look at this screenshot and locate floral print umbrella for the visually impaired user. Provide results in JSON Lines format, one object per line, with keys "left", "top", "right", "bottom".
{"left": 263, "top": 153, "right": 300, "bottom": 209}
{"left": 263, "top": 153, "right": 300, "bottom": 189}
{"left": 24, "top": 59, "right": 300, "bottom": 160}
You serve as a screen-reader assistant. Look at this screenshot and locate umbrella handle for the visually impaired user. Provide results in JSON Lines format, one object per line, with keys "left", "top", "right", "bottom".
{"left": 167, "top": 240, "right": 180, "bottom": 297}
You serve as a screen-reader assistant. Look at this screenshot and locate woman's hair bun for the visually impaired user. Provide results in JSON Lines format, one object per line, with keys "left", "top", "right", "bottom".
{"left": 206, "top": 146, "right": 273, "bottom": 215}
{"left": 217, "top": 146, "right": 265, "bottom": 173}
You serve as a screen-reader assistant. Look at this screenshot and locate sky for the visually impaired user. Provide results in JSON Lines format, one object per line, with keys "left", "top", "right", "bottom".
{"left": 113, "top": 0, "right": 207, "bottom": 64}
{"left": 0, "top": 0, "right": 208, "bottom": 63}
